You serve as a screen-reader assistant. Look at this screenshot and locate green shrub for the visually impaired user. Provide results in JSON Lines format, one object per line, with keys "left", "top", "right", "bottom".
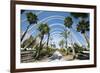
{"left": 73, "top": 43, "right": 84, "bottom": 53}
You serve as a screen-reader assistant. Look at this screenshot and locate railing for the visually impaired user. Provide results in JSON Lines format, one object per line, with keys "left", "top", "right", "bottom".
{"left": 21, "top": 50, "right": 36, "bottom": 63}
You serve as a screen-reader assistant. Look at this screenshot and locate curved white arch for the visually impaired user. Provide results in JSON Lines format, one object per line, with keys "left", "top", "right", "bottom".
{"left": 28, "top": 15, "right": 65, "bottom": 32}
{"left": 21, "top": 13, "right": 84, "bottom": 46}
{"left": 50, "top": 25, "right": 65, "bottom": 30}
{"left": 67, "top": 28, "right": 82, "bottom": 46}
{"left": 36, "top": 11, "right": 44, "bottom": 15}
{"left": 50, "top": 29, "right": 64, "bottom": 33}
{"left": 22, "top": 16, "right": 65, "bottom": 42}
{"left": 49, "top": 23, "right": 83, "bottom": 46}
{"left": 37, "top": 15, "right": 64, "bottom": 23}
{"left": 50, "top": 30, "right": 64, "bottom": 36}
{"left": 30, "top": 23, "right": 83, "bottom": 46}
{"left": 49, "top": 23, "right": 65, "bottom": 28}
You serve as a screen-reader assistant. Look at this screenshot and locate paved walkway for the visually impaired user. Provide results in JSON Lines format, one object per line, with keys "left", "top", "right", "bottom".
{"left": 37, "top": 50, "right": 74, "bottom": 62}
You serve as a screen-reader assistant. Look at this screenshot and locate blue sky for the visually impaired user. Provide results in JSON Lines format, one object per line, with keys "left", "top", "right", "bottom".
{"left": 21, "top": 9, "right": 90, "bottom": 48}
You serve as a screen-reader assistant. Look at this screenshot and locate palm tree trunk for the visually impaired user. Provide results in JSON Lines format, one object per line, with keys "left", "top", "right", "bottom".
{"left": 35, "top": 34, "right": 44, "bottom": 59}
{"left": 21, "top": 24, "right": 30, "bottom": 42}
{"left": 71, "top": 43, "right": 76, "bottom": 59}
{"left": 24, "top": 34, "right": 39, "bottom": 48}
{"left": 47, "top": 32, "right": 50, "bottom": 48}
{"left": 25, "top": 39, "right": 36, "bottom": 48}
{"left": 40, "top": 35, "right": 44, "bottom": 49}
{"left": 65, "top": 40, "right": 67, "bottom": 48}
{"left": 65, "top": 30, "right": 68, "bottom": 49}
{"left": 61, "top": 44, "right": 63, "bottom": 48}
{"left": 69, "top": 29, "right": 76, "bottom": 59}
{"left": 83, "top": 33, "right": 90, "bottom": 49}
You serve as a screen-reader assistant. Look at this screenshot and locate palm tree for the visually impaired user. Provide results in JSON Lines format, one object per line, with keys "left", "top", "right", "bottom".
{"left": 52, "top": 42, "right": 56, "bottom": 49}
{"left": 22, "top": 35, "right": 35, "bottom": 48}
{"left": 64, "top": 16, "right": 76, "bottom": 59}
{"left": 35, "top": 23, "right": 50, "bottom": 59}
{"left": 71, "top": 13, "right": 90, "bottom": 48}
{"left": 21, "top": 12, "right": 38, "bottom": 42}
{"left": 64, "top": 16, "right": 73, "bottom": 28}
{"left": 60, "top": 30, "right": 70, "bottom": 48}
{"left": 70, "top": 13, "right": 88, "bottom": 20}
{"left": 38, "top": 23, "right": 50, "bottom": 48}
{"left": 59, "top": 39, "right": 64, "bottom": 49}
{"left": 77, "top": 20, "right": 90, "bottom": 48}
{"left": 46, "top": 29, "right": 50, "bottom": 49}
{"left": 64, "top": 16, "right": 73, "bottom": 48}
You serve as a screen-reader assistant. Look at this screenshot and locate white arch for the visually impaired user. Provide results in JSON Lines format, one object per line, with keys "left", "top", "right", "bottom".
{"left": 32, "top": 22, "right": 83, "bottom": 46}
{"left": 21, "top": 14, "right": 84, "bottom": 46}
{"left": 37, "top": 15, "right": 64, "bottom": 24}
{"left": 49, "top": 23, "right": 65, "bottom": 31}
{"left": 49, "top": 23, "right": 65, "bottom": 28}
{"left": 67, "top": 28, "right": 82, "bottom": 46}
{"left": 21, "top": 15, "right": 65, "bottom": 42}
{"left": 36, "top": 11, "right": 44, "bottom": 15}
{"left": 28, "top": 15, "right": 65, "bottom": 32}
{"left": 49, "top": 23, "right": 83, "bottom": 46}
